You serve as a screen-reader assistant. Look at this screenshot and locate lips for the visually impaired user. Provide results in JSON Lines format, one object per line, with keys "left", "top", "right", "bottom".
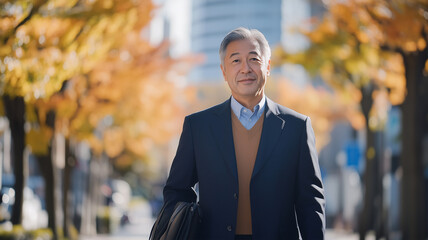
{"left": 238, "top": 78, "right": 256, "bottom": 83}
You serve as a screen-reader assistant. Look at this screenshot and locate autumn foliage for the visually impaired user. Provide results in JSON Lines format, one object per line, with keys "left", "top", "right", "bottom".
{"left": 269, "top": 79, "right": 364, "bottom": 151}
{"left": 0, "top": 0, "right": 193, "bottom": 237}
{"left": 1, "top": 0, "right": 190, "bottom": 166}
{"left": 276, "top": 0, "right": 428, "bottom": 238}
{"left": 274, "top": 0, "right": 425, "bottom": 130}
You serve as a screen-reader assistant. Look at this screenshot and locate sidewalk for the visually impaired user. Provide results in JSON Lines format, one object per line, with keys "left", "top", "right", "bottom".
{"left": 83, "top": 228, "right": 360, "bottom": 240}
{"left": 81, "top": 200, "right": 154, "bottom": 240}
{"left": 325, "top": 229, "right": 361, "bottom": 240}
{"left": 80, "top": 200, "right": 361, "bottom": 240}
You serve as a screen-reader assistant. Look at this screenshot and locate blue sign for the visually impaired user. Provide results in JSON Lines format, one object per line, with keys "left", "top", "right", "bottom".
{"left": 345, "top": 141, "right": 361, "bottom": 170}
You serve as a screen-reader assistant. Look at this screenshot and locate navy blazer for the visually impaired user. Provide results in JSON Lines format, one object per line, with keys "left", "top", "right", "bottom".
{"left": 160, "top": 97, "right": 325, "bottom": 240}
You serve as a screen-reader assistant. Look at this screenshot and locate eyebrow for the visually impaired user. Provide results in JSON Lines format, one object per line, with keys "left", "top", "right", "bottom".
{"left": 229, "top": 52, "right": 240, "bottom": 58}
{"left": 249, "top": 51, "right": 260, "bottom": 56}
{"left": 229, "top": 51, "right": 261, "bottom": 58}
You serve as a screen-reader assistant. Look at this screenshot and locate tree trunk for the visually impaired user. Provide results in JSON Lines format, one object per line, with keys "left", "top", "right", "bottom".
{"left": 358, "top": 84, "right": 383, "bottom": 239}
{"left": 63, "top": 138, "right": 76, "bottom": 239}
{"left": 3, "top": 95, "right": 25, "bottom": 225}
{"left": 400, "top": 48, "right": 428, "bottom": 240}
{"left": 80, "top": 157, "right": 99, "bottom": 236}
{"left": 35, "top": 152, "right": 58, "bottom": 239}
{"left": 35, "top": 110, "right": 58, "bottom": 239}
{"left": 375, "top": 131, "right": 386, "bottom": 240}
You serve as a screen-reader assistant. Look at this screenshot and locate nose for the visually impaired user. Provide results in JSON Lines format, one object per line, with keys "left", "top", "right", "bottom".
{"left": 240, "top": 60, "right": 252, "bottom": 73}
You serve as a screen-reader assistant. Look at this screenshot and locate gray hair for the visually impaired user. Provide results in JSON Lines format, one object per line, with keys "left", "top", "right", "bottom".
{"left": 219, "top": 27, "right": 271, "bottom": 66}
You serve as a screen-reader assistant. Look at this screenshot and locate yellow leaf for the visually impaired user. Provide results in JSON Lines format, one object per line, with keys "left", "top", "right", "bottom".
{"left": 56, "top": 98, "right": 78, "bottom": 119}
{"left": 344, "top": 56, "right": 367, "bottom": 75}
{"left": 425, "top": 59, "right": 428, "bottom": 73}
{"left": 418, "top": 38, "right": 426, "bottom": 51}
{"left": 87, "top": 136, "right": 103, "bottom": 156}
{"left": 114, "top": 154, "right": 134, "bottom": 169}
{"left": 26, "top": 127, "right": 52, "bottom": 155}
{"left": 0, "top": 98, "right": 4, "bottom": 116}
{"left": 361, "top": 44, "right": 379, "bottom": 66}
{"left": 104, "top": 127, "right": 125, "bottom": 158}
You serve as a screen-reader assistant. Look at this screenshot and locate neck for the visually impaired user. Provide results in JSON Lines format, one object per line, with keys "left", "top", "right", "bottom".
{"left": 233, "top": 93, "right": 264, "bottom": 111}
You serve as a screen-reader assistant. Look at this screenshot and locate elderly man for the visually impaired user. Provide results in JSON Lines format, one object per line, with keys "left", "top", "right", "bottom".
{"left": 153, "top": 27, "right": 325, "bottom": 240}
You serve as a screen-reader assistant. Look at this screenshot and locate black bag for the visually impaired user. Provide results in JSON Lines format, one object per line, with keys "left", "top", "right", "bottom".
{"left": 150, "top": 202, "right": 202, "bottom": 240}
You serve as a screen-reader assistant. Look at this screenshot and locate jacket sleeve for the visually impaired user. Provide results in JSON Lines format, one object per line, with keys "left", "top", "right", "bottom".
{"left": 295, "top": 117, "right": 326, "bottom": 239}
{"left": 150, "top": 116, "right": 198, "bottom": 239}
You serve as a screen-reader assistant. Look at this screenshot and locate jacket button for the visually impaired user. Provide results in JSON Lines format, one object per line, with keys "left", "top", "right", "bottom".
{"left": 234, "top": 193, "right": 238, "bottom": 199}
{"left": 227, "top": 225, "right": 232, "bottom": 231}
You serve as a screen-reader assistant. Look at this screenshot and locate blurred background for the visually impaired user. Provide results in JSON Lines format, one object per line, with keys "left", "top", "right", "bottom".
{"left": 0, "top": 0, "right": 427, "bottom": 239}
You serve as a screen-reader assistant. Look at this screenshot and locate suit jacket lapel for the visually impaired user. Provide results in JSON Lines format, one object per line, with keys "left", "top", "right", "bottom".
{"left": 252, "top": 98, "right": 286, "bottom": 178}
{"left": 211, "top": 98, "right": 238, "bottom": 181}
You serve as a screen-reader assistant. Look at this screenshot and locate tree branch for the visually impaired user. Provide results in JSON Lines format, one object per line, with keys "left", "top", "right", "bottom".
{"left": 2, "top": 1, "right": 46, "bottom": 44}
{"left": 380, "top": 44, "right": 404, "bottom": 55}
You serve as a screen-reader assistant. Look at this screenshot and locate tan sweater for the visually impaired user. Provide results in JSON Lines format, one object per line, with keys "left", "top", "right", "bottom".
{"left": 231, "top": 111, "right": 264, "bottom": 235}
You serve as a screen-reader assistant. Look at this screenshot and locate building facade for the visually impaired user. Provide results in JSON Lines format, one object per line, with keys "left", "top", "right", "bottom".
{"left": 190, "top": 0, "right": 283, "bottom": 82}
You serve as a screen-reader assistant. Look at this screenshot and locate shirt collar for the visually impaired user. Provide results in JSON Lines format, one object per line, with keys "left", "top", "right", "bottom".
{"left": 231, "top": 95, "right": 266, "bottom": 119}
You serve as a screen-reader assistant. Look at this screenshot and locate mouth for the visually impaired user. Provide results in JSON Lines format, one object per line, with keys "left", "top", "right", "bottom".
{"left": 238, "top": 78, "right": 256, "bottom": 84}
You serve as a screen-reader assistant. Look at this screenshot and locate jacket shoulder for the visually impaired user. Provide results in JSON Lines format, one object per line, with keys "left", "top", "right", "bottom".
{"left": 269, "top": 99, "right": 308, "bottom": 123}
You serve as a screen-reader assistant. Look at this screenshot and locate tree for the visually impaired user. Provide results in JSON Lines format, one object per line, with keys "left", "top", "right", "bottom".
{"left": 47, "top": 33, "right": 193, "bottom": 237}
{"left": 275, "top": 20, "right": 406, "bottom": 238}
{"left": 0, "top": 0, "right": 182, "bottom": 237}
{"left": 270, "top": 79, "right": 365, "bottom": 151}
{"left": 276, "top": 0, "right": 428, "bottom": 239}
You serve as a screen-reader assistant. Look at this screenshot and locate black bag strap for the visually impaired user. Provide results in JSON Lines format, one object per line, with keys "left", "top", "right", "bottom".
{"left": 149, "top": 204, "right": 169, "bottom": 240}
{"left": 150, "top": 202, "right": 201, "bottom": 240}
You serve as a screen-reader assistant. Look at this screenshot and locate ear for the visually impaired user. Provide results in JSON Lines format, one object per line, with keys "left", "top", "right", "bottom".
{"left": 267, "top": 59, "right": 271, "bottom": 76}
{"left": 220, "top": 64, "right": 226, "bottom": 80}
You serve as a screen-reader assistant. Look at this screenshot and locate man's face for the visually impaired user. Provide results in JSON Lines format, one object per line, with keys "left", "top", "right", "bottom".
{"left": 221, "top": 39, "right": 270, "bottom": 103}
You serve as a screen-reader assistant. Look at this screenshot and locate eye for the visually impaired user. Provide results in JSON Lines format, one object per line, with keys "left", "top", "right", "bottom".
{"left": 250, "top": 57, "right": 260, "bottom": 62}
{"left": 232, "top": 59, "right": 240, "bottom": 63}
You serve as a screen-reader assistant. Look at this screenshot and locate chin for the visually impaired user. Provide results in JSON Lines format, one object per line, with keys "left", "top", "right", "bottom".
{"left": 240, "top": 92, "right": 258, "bottom": 98}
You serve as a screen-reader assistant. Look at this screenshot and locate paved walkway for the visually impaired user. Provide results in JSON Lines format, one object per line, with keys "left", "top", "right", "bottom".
{"left": 81, "top": 200, "right": 154, "bottom": 240}
{"left": 81, "top": 200, "right": 363, "bottom": 240}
